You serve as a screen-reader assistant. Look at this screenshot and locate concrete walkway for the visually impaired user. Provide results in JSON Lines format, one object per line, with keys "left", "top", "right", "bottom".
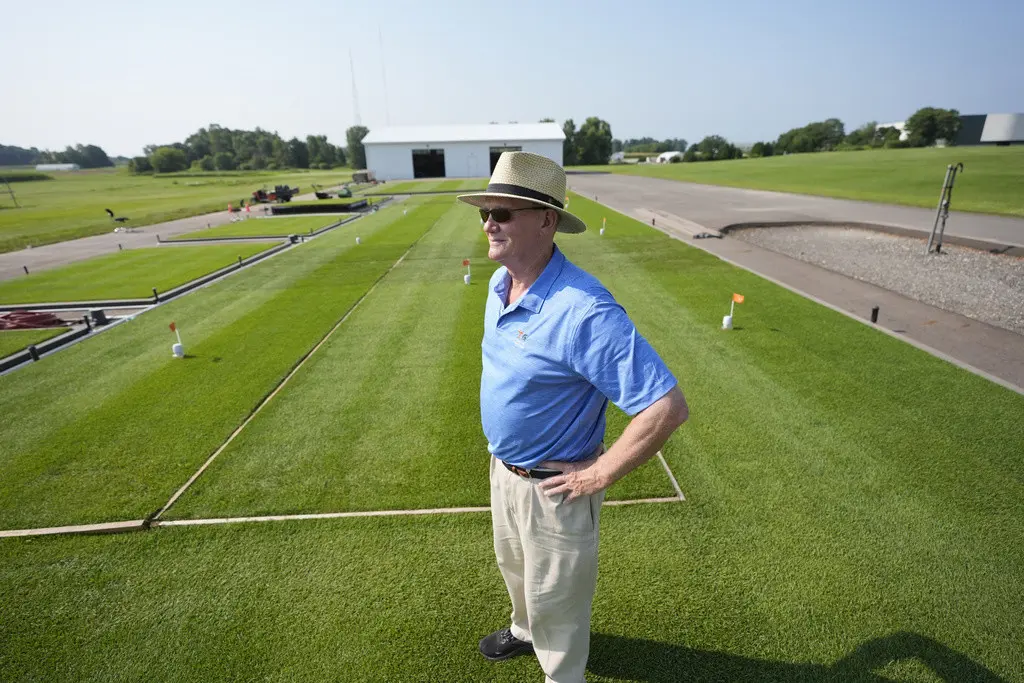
{"left": 569, "top": 173, "right": 1024, "bottom": 246}
{"left": 568, "top": 174, "right": 1024, "bottom": 392}
{"left": 0, "top": 186, "right": 338, "bottom": 282}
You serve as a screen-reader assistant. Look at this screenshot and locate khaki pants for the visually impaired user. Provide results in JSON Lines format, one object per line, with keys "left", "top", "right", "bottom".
{"left": 489, "top": 455, "right": 605, "bottom": 683}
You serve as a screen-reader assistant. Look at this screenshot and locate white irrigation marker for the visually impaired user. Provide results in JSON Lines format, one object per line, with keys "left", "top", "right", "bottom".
{"left": 656, "top": 451, "right": 686, "bottom": 501}
{"left": 0, "top": 520, "right": 146, "bottom": 539}
{"left": 152, "top": 218, "right": 431, "bottom": 522}
{"left": 155, "top": 507, "right": 491, "bottom": 527}
{"left": 155, "top": 498, "right": 683, "bottom": 529}
{"left": 0, "top": 493, "right": 688, "bottom": 538}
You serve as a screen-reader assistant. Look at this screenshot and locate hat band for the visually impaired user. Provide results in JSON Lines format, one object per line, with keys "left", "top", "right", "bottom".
{"left": 487, "top": 183, "right": 564, "bottom": 210}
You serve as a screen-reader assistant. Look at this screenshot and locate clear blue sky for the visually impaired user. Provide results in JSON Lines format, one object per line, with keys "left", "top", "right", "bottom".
{"left": 5, "top": 0, "right": 1023, "bottom": 157}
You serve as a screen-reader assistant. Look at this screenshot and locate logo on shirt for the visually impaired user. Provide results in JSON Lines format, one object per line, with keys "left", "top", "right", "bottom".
{"left": 514, "top": 329, "right": 529, "bottom": 349}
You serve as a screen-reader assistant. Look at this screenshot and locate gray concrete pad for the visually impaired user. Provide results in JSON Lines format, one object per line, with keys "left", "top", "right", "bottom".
{"left": 569, "top": 174, "right": 1024, "bottom": 393}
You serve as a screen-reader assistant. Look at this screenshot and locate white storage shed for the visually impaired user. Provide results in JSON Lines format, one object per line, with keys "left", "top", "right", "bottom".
{"left": 362, "top": 123, "right": 565, "bottom": 180}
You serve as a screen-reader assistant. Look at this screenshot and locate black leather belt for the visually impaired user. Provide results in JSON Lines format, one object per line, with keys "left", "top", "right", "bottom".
{"left": 502, "top": 461, "right": 560, "bottom": 480}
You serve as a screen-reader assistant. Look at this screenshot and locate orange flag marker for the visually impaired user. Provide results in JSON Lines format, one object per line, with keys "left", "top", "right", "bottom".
{"left": 724, "top": 293, "right": 745, "bottom": 330}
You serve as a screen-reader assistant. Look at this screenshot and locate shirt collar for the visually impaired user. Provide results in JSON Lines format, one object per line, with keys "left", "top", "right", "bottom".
{"left": 493, "top": 244, "right": 565, "bottom": 315}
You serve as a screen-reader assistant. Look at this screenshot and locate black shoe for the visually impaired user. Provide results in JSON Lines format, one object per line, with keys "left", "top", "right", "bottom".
{"left": 478, "top": 627, "right": 534, "bottom": 661}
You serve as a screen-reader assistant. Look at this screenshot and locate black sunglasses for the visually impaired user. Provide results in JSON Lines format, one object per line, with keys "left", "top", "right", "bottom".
{"left": 479, "top": 207, "right": 549, "bottom": 224}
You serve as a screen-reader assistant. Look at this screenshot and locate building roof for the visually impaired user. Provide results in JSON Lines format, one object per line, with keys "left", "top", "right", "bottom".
{"left": 362, "top": 123, "right": 565, "bottom": 145}
{"left": 980, "top": 113, "right": 1024, "bottom": 142}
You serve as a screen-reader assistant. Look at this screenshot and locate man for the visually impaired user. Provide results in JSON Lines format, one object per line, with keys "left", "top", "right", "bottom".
{"left": 457, "top": 152, "right": 688, "bottom": 683}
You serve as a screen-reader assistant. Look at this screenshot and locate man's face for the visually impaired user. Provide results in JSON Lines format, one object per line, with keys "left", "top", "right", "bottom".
{"left": 481, "top": 197, "right": 556, "bottom": 265}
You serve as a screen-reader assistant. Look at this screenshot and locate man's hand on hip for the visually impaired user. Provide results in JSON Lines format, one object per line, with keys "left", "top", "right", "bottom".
{"left": 537, "top": 457, "right": 607, "bottom": 502}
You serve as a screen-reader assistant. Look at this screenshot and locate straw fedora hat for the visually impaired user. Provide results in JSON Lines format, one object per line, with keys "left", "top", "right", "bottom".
{"left": 457, "top": 152, "right": 586, "bottom": 234}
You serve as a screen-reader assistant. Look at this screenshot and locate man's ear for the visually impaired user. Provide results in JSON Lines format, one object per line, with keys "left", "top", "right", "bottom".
{"left": 542, "top": 209, "right": 559, "bottom": 234}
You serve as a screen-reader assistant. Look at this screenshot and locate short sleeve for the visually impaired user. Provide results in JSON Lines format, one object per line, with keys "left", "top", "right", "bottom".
{"left": 568, "top": 299, "right": 678, "bottom": 416}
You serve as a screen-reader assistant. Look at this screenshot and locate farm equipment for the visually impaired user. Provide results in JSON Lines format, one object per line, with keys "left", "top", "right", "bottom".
{"left": 312, "top": 183, "right": 333, "bottom": 200}
{"left": 251, "top": 185, "right": 299, "bottom": 203}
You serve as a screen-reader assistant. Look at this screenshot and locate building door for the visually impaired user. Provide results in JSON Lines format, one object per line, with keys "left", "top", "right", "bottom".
{"left": 489, "top": 146, "right": 522, "bottom": 173}
{"left": 412, "top": 149, "right": 446, "bottom": 178}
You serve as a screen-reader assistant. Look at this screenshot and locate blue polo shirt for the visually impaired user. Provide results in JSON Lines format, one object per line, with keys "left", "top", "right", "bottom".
{"left": 481, "top": 244, "right": 677, "bottom": 469}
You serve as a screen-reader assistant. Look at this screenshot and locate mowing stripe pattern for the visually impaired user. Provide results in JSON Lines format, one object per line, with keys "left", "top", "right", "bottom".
{"left": 152, "top": 213, "right": 438, "bottom": 521}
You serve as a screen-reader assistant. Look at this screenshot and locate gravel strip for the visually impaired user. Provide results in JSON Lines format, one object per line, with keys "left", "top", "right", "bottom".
{"left": 732, "top": 225, "right": 1024, "bottom": 335}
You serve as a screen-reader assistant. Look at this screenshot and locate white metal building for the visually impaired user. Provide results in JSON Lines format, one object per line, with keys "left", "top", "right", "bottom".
{"left": 362, "top": 123, "right": 564, "bottom": 180}
{"left": 35, "top": 163, "right": 80, "bottom": 171}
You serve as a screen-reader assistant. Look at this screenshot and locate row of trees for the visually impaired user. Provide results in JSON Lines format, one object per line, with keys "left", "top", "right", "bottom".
{"left": 561, "top": 117, "right": 614, "bottom": 166}
{"left": 751, "top": 107, "right": 962, "bottom": 157}
{"left": 128, "top": 124, "right": 367, "bottom": 174}
{"left": 683, "top": 136, "right": 743, "bottom": 161}
{"left": 0, "top": 143, "right": 113, "bottom": 168}
{"left": 613, "top": 138, "right": 689, "bottom": 154}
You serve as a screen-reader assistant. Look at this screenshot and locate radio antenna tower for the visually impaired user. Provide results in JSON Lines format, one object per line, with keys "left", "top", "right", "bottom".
{"left": 378, "top": 27, "right": 391, "bottom": 125}
{"left": 349, "top": 49, "right": 362, "bottom": 126}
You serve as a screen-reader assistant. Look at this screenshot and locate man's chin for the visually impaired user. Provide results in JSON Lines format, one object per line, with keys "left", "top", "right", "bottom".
{"left": 487, "top": 245, "right": 507, "bottom": 261}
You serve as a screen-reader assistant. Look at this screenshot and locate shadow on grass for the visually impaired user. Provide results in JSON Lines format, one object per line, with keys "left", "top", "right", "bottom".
{"left": 589, "top": 631, "right": 1006, "bottom": 682}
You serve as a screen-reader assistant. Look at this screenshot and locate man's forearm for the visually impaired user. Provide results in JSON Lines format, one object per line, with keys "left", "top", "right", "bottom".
{"left": 595, "top": 386, "right": 688, "bottom": 489}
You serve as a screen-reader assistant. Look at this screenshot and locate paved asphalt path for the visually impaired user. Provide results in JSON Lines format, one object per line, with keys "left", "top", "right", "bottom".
{"left": 0, "top": 186, "right": 337, "bottom": 282}
{"left": 568, "top": 173, "right": 1024, "bottom": 393}
{"left": 569, "top": 173, "right": 1024, "bottom": 246}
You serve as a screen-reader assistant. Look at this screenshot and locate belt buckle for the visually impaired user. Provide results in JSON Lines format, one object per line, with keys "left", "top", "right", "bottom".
{"left": 511, "top": 465, "right": 531, "bottom": 479}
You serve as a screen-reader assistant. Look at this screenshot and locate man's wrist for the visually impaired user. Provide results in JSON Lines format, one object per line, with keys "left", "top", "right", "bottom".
{"left": 592, "top": 459, "right": 615, "bottom": 490}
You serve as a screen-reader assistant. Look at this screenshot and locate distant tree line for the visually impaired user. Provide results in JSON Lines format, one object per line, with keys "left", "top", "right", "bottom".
{"left": 0, "top": 143, "right": 113, "bottom": 168}
{"left": 613, "top": 137, "right": 690, "bottom": 154}
{"left": 749, "top": 107, "right": 962, "bottom": 157}
{"left": 128, "top": 124, "right": 354, "bottom": 174}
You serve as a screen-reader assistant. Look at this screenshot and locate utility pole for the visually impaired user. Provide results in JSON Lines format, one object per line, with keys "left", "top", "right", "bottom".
{"left": 350, "top": 50, "right": 361, "bottom": 127}
{"left": 379, "top": 27, "right": 391, "bottom": 125}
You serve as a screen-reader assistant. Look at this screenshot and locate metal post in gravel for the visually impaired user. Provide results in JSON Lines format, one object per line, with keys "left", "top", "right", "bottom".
{"left": 927, "top": 165, "right": 953, "bottom": 254}
{"left": 927, "top": 162, "right": 963, "bottom": 254}
{"left": 934, "top": 163, "right": 963, "bottom": 254}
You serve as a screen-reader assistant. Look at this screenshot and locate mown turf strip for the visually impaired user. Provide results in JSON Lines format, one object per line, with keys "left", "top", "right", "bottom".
{"left": 0, "top": 508, "right": 1019, "bottom": 681}
{"left": 281, "top": 197, "right": 384, "bottom": 208}
{"left": 0, "top": 244, "right": 272, "bottom": 304}
{"left": 0, "top": 198, "right": 446, "bottom": 529}
{"left": 168, "top": 202, "right": 673, "bottom": 519}
{"left": 0, "top": 328, "right": 69, "bottom": 358}
{"left": 362, "top": 178, "right": 487, "bottom": 195}
{"left": 171, "top": 216, "right": 342, "bottom": 240}
{"left": 573, "top": 146, "right": 1024, "bottom": 217}
{"left": 0, "top": 168, "right": 354, "bottom": 253}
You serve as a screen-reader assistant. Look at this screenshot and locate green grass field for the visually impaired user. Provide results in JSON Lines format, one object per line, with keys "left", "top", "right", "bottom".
{"left": 0, "top": 194, "right": 1021, "bottom": 681}
{"left": 362, "top": 178, "right": 487, "bottom": 195}
{"left": 172, "top": 216, "right": 343, "bottom": 240}
{"left": 0, "top": 244, "right": 271, "bottom": 303}
{"left": 0, "top": 327, "right": 68, "bottom": 358}
{"left": 575, "top": 146, "right": 1024, "bottom": 217}
{"left": 283, "top": 196, "right": 383, "bottom": 208}
{"left": 0, "top": 168, "right": 353, "bottom": 253}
